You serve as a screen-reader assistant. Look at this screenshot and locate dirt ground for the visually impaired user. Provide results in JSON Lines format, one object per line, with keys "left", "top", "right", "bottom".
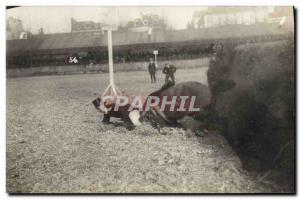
{"left": 6, "top": 68, "right": 287, "bottom": 193}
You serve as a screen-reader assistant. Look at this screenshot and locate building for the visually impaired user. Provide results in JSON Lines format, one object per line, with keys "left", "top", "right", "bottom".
{"left": 267, "top": 7, "right": 294, "bottom": 31}
{"left": 126, "top": 14, "right": 166, "bottom": 32}
{"left": 71, "top": 18, "right": 104, "bottom": 33}
{"left": 191, "top": 10, "right": 207, "bottom": 29}
{"left": 6, "top": 17, "right": 25, "bottom": 40}
{"left": 192, "top": 7, "right": 270, "bottom": 29}
{"left": 6, "top": 20, "right": 289, "bottom": 70}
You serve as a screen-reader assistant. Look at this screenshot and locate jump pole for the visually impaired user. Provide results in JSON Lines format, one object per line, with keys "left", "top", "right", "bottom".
{"left": 153, "top": 50, "right": 158, "bottom": 67}
{"left": 102, "top": 26, "right": 122, "bottom": 98}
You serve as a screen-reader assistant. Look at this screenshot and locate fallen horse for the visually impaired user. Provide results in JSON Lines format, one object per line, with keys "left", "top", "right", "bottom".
{"left": 92, "top": 81, "right": 212, "bottom": 127}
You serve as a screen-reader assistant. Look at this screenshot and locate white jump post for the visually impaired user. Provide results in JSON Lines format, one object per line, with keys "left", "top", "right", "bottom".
{"left": 102, "top": 25, "right": 122, "bottom": 98}
{"left": 153, "top": 50, "right": 158, "bottom": 67}
{"left": 108, "top": 29, "right": 114, "bottom": 87}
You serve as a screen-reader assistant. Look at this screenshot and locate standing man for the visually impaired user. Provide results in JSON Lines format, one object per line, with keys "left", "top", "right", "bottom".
{"left": 148, "top": 58, "right": 156, "bottom": 83}
{"left": 163, "top": 63, "right": 176, "bottom": 84}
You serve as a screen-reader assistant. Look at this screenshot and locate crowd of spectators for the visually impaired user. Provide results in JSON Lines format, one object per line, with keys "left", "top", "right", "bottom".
{"left": 7, "top": 44, "right": 214, "bottom": 68}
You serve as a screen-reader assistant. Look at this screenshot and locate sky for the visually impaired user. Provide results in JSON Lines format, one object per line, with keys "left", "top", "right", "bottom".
{"left": 6, "top": 6, "right": 208, "bottom": 34}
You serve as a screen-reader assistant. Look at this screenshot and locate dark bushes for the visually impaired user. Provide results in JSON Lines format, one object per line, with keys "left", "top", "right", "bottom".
{"left": 207, "top": 40, "right": 295, "bottom": 188}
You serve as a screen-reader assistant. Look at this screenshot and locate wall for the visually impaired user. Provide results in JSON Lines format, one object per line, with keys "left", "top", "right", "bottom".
{"left": 7, "top": 57, "right": 210, "bottom": 78}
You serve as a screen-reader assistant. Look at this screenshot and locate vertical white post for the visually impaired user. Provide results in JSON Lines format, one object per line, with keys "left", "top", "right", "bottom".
{"left": 102, "top": 27, "right": 122, "bottom": 98}
{"left": 100, "top": 9, "right": 122, "bottom": 98}
{"left": 153, "top": 50, "right": 158, "bottom": 68}
{"left": 107, "top": 29, "right": 114, "bottom": 86}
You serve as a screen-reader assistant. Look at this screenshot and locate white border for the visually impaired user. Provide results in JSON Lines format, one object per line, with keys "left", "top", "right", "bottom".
{"left": 1, "top": 0, "right": 299, "bottom": 198}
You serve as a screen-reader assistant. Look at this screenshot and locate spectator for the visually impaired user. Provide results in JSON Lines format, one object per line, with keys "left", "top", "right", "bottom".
{"left": 162, "top": 63, "right": 176, "bottom": 84}
{"left": 148, "top": 58, "right": 156, "bottom": 83}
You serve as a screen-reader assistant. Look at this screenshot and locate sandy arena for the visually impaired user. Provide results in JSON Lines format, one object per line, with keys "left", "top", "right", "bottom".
{"left": 6, "top": 68, "right": 287, "bottom": 193}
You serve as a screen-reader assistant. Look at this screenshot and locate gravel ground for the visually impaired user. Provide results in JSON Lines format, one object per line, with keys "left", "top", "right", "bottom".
{"left": 7, "top": 68, "right": 285, "bottom": 193}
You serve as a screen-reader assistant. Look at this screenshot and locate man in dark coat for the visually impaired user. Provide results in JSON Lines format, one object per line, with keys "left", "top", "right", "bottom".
{"left": 163, "top": 63, "right": 176, "bottom": 84}
{"left": 148, "top": 58, "right": 156, "bottom": 83}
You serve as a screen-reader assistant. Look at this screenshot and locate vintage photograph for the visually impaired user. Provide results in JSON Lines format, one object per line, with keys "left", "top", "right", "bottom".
{"left": 6, "top": 6, "right": 295, "bottom": 193}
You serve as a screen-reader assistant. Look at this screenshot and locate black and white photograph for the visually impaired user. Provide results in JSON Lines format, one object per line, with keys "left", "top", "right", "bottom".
{"left": 5, "top": 5, "right": 295, "bottom": 194}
